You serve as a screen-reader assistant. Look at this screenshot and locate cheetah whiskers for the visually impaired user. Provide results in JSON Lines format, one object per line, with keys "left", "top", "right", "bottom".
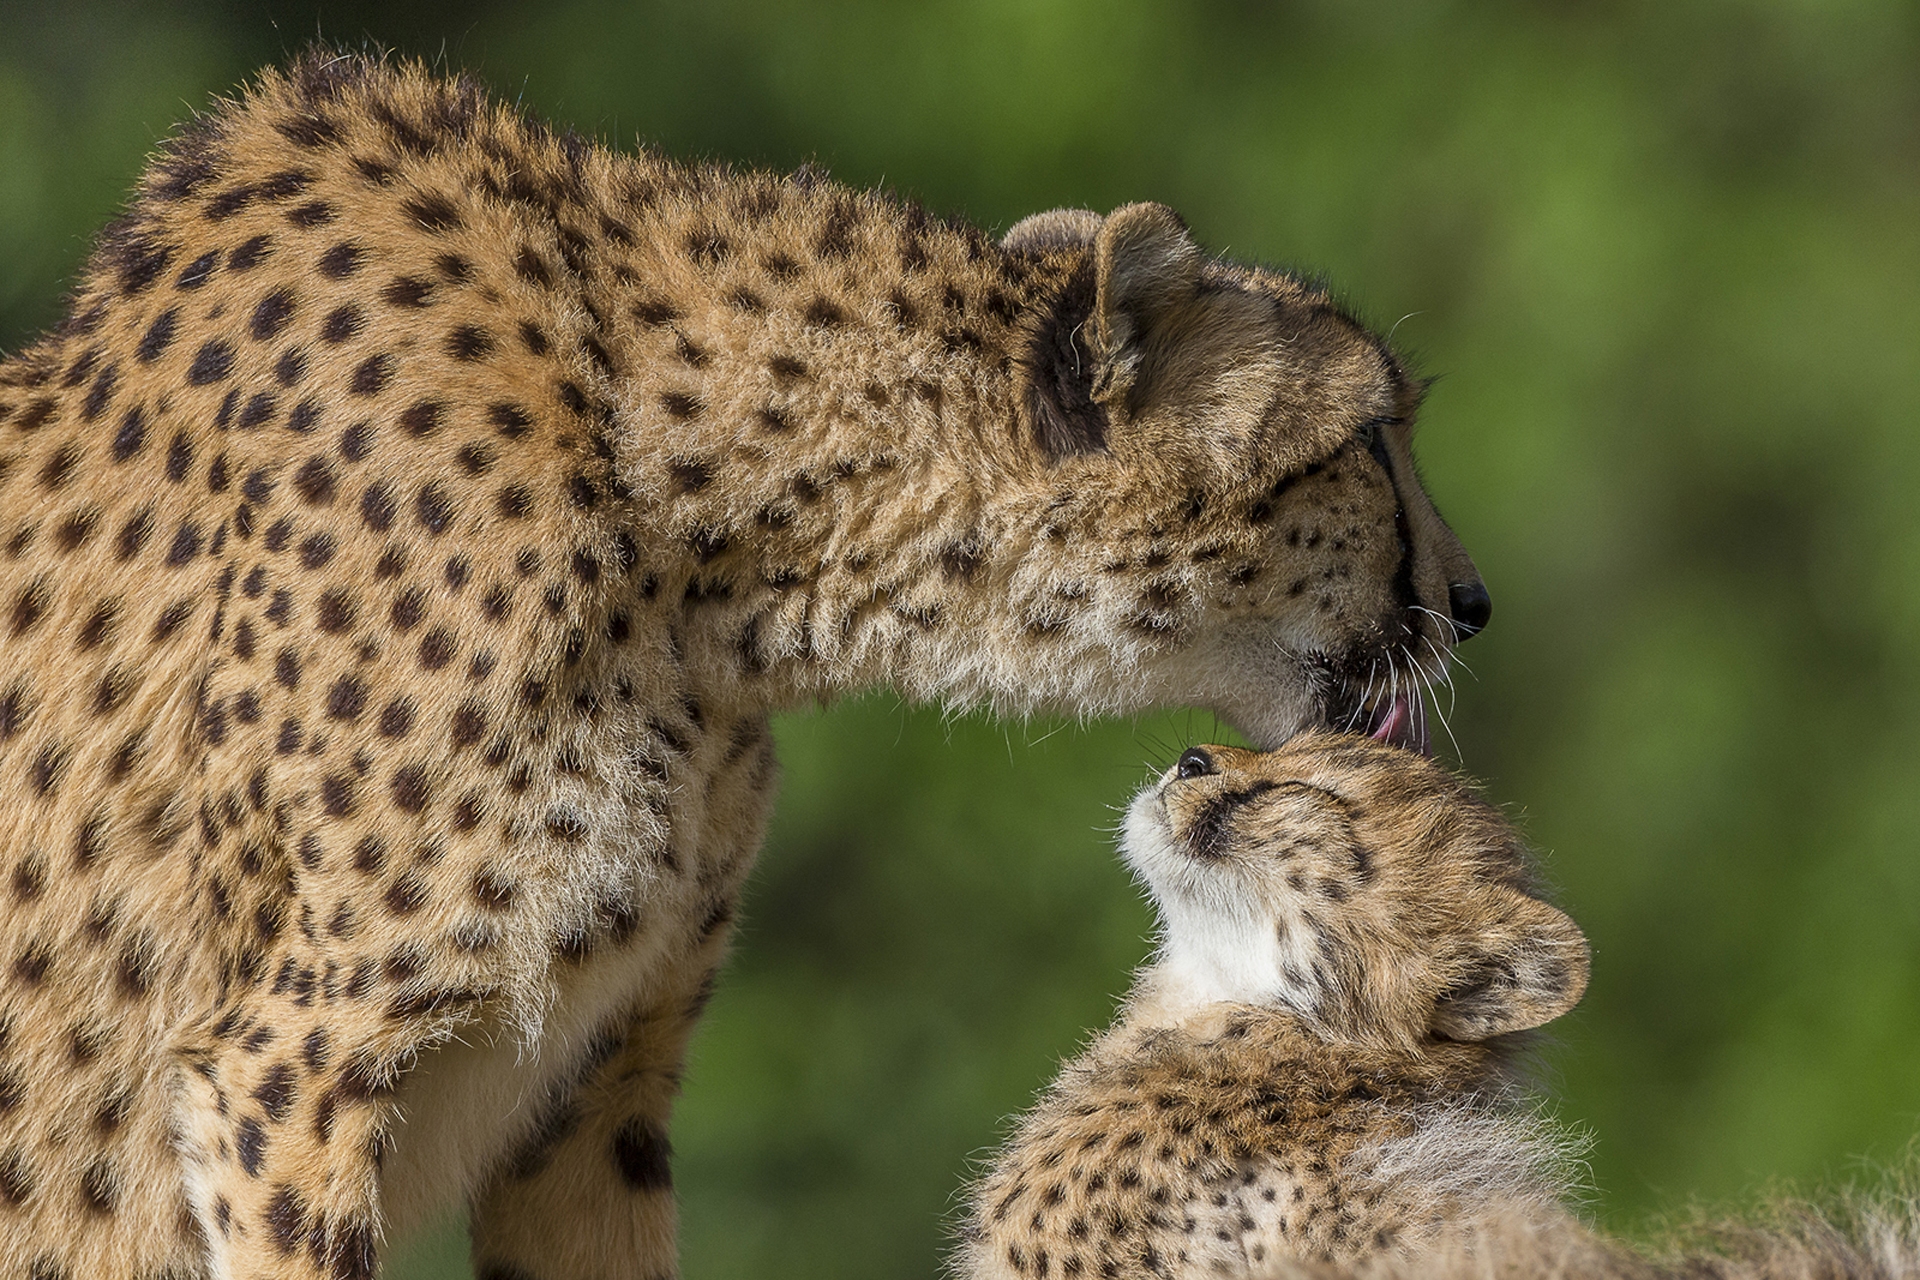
{"left": 1343, "top": 657, "right": 1383, "bottom": 734}
{"left": 1422, "top": 635, "right": 1465, "bottom": 724}
{"left": 1404, "top": 641, "right": 1462, "bottom": 760}
{"left": 1411, "top": 603, "right": 1471, "bottom": 653}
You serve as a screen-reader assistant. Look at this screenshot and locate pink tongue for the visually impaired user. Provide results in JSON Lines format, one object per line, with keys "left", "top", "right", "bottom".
{"left": 1368, "top": 693, "right": 1432, "bottom": 757}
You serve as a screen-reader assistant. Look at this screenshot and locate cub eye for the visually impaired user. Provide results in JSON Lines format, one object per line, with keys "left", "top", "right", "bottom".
{"left": 1175, "top": 748, "right": 1216, "bottom": 780}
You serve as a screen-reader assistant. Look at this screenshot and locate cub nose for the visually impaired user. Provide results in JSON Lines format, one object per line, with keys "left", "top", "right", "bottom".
{"left": 1447, "top": 579, "right": 1492, "bottom": 640}
{"left": 1175, "top": 747, "right": 1216, "bottom": 779}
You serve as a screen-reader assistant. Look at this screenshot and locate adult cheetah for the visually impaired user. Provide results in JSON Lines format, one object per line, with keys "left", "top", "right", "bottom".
{"left": 0, "top": 52, "right": 1489, "bottom": 1280}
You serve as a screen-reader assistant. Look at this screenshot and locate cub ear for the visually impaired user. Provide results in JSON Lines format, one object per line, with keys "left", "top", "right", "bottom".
{"left": 1090, "top": 202, "right": 1204, "bottom": 410}
{"left": 1001, "top": 207, "right": 1103, "bottom": 255}
{"left": 1430, "top": 894, "right": 1589, "bottom": 1041}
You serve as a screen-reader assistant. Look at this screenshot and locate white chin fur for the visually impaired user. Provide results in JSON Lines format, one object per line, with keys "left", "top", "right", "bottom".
{"left": 1120, "top": 786, "right": 1321, "bottom": 1014}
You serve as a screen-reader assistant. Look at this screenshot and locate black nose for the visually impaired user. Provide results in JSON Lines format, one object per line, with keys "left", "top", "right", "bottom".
{"left": 1175, "top": 748, "right": 1216, "bottom": 779}
{"left": 1448, "top": 580, "right": 1492, "bottom": 639}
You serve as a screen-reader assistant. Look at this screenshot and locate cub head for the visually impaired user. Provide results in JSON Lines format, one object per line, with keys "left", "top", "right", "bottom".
{"left": 1120, "top": 733, "right": 1587, "bottom": 1054}
{"left": 981, "top": 205, "right": 1490, "bottom": 749}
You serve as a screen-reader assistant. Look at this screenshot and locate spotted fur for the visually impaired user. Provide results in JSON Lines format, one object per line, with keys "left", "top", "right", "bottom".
{"left": 957, "top": 735, "right": 1589, "bottom": 1279}
{"left": 0, "top": 50, "right": 1487, "bottom": 1280}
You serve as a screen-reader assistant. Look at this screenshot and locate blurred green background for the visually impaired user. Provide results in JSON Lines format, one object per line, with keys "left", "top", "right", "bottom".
{"left": 4, "top": 1, "right": 1918, "bottom": 1274}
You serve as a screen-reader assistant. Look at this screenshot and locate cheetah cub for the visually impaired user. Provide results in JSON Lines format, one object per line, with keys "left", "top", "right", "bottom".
{"left": 958, "top": 733, "right": 1589, "bottom": 1280}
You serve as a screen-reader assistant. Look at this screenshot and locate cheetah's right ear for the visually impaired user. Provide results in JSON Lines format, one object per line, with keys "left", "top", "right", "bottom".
{"left": 1430, "top": 895, "right": 1590, "bottom": 1041}
{"left": 1089, "top": 202, "right": 1204, "bottom": 412}
{"left": 1000, "top": 207, "right": 1103, "bottom": 255}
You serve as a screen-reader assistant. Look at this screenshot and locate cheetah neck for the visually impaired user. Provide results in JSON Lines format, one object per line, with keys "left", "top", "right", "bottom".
{"left": 559, "top": 158, "right": 1103, "bottom": 712}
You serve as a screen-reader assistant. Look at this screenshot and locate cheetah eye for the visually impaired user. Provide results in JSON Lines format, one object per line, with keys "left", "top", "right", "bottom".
{"left": 1175, "top": 748, "right": 1216, "bottom": 780}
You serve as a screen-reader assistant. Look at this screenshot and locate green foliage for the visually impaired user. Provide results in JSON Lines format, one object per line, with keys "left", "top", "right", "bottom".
{"left": 5, "top": 3, "right": 1918, "bottom": 1275}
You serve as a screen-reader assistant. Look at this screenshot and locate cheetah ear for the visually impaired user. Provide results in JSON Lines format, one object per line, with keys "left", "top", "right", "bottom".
{"left": 1430, "top": 895, "right": 1589, "bottom": 1041}
{"left": 1000, "top": 207, "right": 1103, "bottom": 255}
{"left": 1089, "top": 202, "right": 1204, "bottom": 411}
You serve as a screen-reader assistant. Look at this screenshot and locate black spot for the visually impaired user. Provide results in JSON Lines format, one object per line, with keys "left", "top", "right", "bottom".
{"left": 231, "top": 1112, "right": 269, "bottom": 1175}
{"left": 382, "top": 276, "right": 434, "bottom": 308}
{"left": 309, "top": 588, "right": 355, "bottom": 635}
{"left": 447, "top": 325, "right": 493, "bottom": 361}
{"left": 250, "top": 288, "right": 296, "bottom": 340}
{"left": 205, "top": 183, "right": 257, "bottom": 221}
{"left": 166, "top": 522, "right": 202, "bottom": 567}
{"left": 398, "top": 400, "right": 444, "bottom": 436}
{"left": 8, "top": 581, "right": 47, "bottom": 636}
{"left": 136, "top": 308, "right": 179, "bottom": 362}
{"left": 300, "top": 533, "right": 336, "bottom": 568}
{"left": 176, "top": 250, "right": 218, "bottom": 289}
{"left": 80, "top": 1158, "right": 117, "bottom": 1213}
{"left": 320, "top": 774, "right": 354, "bottom": 817}
{"left": 115, "top": 237, "right": 175, "bottom": 294}
{"left": 286, "top": 200, "right": 334, "bottom": 227}
{"left": 418, "top": 628, "right": 455, "bottom": 670}
{"left": 277, "top": 111, "right": 341, "bottom": 148}
{"left": 292, "top": 457, "right": 335, "bottom": 504}
{"left": 37, "top": 445, "right": 78, "bottom": 490}
{"left": 325, "top": 676, "right": 367, "bottom": 721}
{"left": 390, "top": 766, "right": 429, "bottom": 814}
{"left": 253, "top": 1063, "right": 297, "bottom": 1122}
{"left": 340, "top": 421, "right": 374, "bottom": 461}
{"left": 318, "top": 242, "right": 363, "bottom": 278}
{"left": 416, "top": 484, "right": 452, "bottom": 534}
{"left": 229, "top": 234, "right": 273, "bottom": 271}
{"left": 660, "top": 391, "right": 702, "bottom": 419}
{"left": 354, "top": 484, "right": 397, "bottom": 534}
{"left": 266, "top": 1184, "right": 306, "bottom": 1250}
{"left": 513, "top": 248, "right": 553, "bottom": 288}
{"left": 802, "top": 297, "right": 847, "bottom": 327}
{"left": 489, "top": 403, "right": 533, "bottom": 438}
{"left": 243, "top": 470, "right": 278, "bottom": 506}
{"left": 320, "top": 305, "right": 363, "bottom": 343}
{"left": 349, "top": 354, "right": 393, "bottom": 396}
{"left": 117, "top": 507, "right": 154, "bottom": 560}
{"left": 378, "top": 698, "right": 414, "bottom": 738}
{"left": 79, "top": 366, "right": 118, "bottom": 422}
{"left": 239, "top": 391, "right": 280, "bottom": 429}
{"left": 627, "top": 297, "right": 681, "bottom": 330}
{"left": 402, "top": 192, "right": 463, "bottom": 232}
{"left": 611, "top": 1118, "right": 673, "bottom": 1191}
{"left": 187, "top": 340, "right": 235, "bottom": 385}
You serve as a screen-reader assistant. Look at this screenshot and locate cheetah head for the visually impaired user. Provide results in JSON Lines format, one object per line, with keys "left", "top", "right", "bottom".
{"left": 982, "top": 205, "right": 1490, "bottom": 750}
{"left": 1120, "top": 734, "right": 1587, "bottom": 1054}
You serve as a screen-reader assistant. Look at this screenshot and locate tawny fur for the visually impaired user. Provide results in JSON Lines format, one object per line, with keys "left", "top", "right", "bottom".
{"left": 0, "top": 52, "right": 1487, "bottom": 1280}
{"left": 1290, "top": 1184, "right": 1920, "bottom": 1280}
{"left": 956, "top": 734, "right": 1590, "bottom": 1279}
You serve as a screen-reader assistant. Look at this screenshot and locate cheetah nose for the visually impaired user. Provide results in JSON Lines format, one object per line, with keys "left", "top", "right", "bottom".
{"left": 1447, "top": 579, "right": 1492, "bottom": 640}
